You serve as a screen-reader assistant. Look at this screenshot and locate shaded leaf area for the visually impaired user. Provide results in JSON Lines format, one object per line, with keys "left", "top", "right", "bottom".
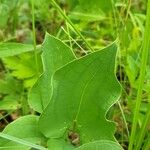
{"left": 0, "top": 75, "right": 23, "bottom": 110}
{"left": 0, "top": 43, "right": 34, "bottom": 58}
{"left": 68, "top": 0, "right": 115, "bottom": 21}
{"left": 28, "top": 33, "right": 75, "bottom": 113}
{"left": 2, "top": 51, "right": 42, "bottom": 88}
{"left": 0, "top": 115, "right": 45, "bottom": 150}
{"left": 39, "top": 43, "right": 121, "bottom": 148}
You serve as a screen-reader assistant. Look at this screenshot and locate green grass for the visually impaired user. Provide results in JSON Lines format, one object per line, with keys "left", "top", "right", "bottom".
{"left": 129, "top": 0, "right": 150, "bottom": 149}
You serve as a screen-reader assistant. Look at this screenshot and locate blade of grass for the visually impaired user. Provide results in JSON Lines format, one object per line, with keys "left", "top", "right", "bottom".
{"left": 125, "top": 0, "right": 132, "bottom": 21}
{"left": 61, "top": 27, "right": 88, "bottom": 54}
{"left": 31, "top": 0, "right": 40, "bottom": 77}
{"left": 64, "top": 10, "right": 73, "bottom": 50}
{"left": 50, "top": 0, "right": 94, "bottom": 52}
{"left": 0, "top": 132, "right": 47, "bottom": 150}
{"left": 143, "top": 133, "right": 150, "bottom": 150}
{"left": 135, "top": 102, "right": 150, "bottom": 150}
{"left": 0, "top": 111, "right": 14, "bottom": 121}
{"left": 118, "top": 101, "right": 129, "bottom": 138}
{"left": 31, "top": 0, "right": 44, "bottom": 111}
{"left": 128, "top": 0, "right": 150, "bottom": 149}
{"left": 111, "top": 0, "right": 129, "bottom": 142}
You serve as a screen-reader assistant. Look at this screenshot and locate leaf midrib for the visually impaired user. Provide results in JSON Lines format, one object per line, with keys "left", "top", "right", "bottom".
{"left": 74, "top": 64, "right": 100, "bottom": 128}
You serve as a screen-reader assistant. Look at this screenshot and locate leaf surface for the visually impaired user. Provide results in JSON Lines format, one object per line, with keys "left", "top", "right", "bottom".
{"left": 28, "top": 33, "right": 75, "bottom": 113}
{"left": 0, "top": 115, "right": 45, "bottom": 150}
{"left": 0, "top": 43, "right": 34, "bottom": 58}
{"left": 39, "top": 43, "right": 121, "bottom": 146}
{"left": 0, "top": 75, "right": 23, "bottom": 110}
{"left": 76, "top": 140, "right": 123, "bottom": 150}
{"left": 69, "top": 0, "right": 115, "bottom": 21}
{"left": 3, "top": 52, "right": 42, "bottom": 88}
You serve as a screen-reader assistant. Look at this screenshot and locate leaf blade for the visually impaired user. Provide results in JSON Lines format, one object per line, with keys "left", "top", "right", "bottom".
{"left": 28, "top": 33, "right": 76, "bottom": 113}
{"left": 76, "top": 140, "right": 123, "bottom": 150}
{"left": 0, "top": 115, "right": 45, "bottom": 150}
{"left": 39, "top": 42, "right": 121, "bottom": 145}
{"left": 0, "top": 43, "right": 35, "bottom": 58}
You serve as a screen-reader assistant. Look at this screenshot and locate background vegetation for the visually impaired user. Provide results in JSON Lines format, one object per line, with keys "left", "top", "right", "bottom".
{"left": 0, "top": 0, "right": 149, "bottom": 150}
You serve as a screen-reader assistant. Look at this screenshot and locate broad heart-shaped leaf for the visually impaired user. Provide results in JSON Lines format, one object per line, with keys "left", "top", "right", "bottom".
{"left": 76, "top": 140, "right": 123, "bottom": 150}
{"left": 0, "top": 115, "right": 45, "bottom": 150}
{"left": 28, "top": 33, "right": 75, "bottom": 113}
{"left": 39, "top": 43, "right": 121, "bottom": 147}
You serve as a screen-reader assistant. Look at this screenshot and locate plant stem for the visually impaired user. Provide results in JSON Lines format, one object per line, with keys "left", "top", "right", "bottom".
{"left": 125, "top": 0, "right": 132, "bottom": 21}
{"left": 143, "top": 133, "right": 150, "bottom": 150}
{"left": 61, "top": 27, "right": 88, "bottom": 54}
{"left": 118, "top": 101, "right": 129, "bottom": 138}
{"left": 31, "top": 0, "right": 40, "bottom": 77}
{"left": 135, "top": 103, "right": 150, "bottom": 150}
{"left": 0, "top": 133, "right": 47, "bottom": 150}
{"left": 128, "top": 0, "right": 150, "bottom": 149}
{"left": 31, "top": 0, "right": 44, "bottom": 111}
{"left": 50, "top": 0, "right": 94, "bottom": 52}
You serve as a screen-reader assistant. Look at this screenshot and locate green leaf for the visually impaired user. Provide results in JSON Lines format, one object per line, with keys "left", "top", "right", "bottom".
{"left": 0, "top": 4, "right": 9, "bottom": 28}
{"left": 3, "top": 52, "right": 42, "bottom": 88}
{"left": 0, "top": 95, "right": 20, "bottom": 110}
{"left": 0, "top": 75, "right": 22, "bottom": 94}
{"left": 0, "top": 115, "right": 45, "bottom": 150}
{"left": 48, "top": 139, "right": 74, "bottom": 150}
{"left": 0, "top": 75, "right": 23, "bottom": 110}
{"left": 68, "top": 0, "right": 115, "bottom": 21}
{"left": 28, "top": 33, "right": 75, "bottom": 113}
{"left": 39, "top": 43, "right": 121, "bottom": 146}
{"left": 0, "top": 133, "right": 47, "bottom": 150}
{"left": 76, "top": 140, "right": 123, "bottom": 150}
{"left": 0, "top": 43, "right": 34, "bottom": 58}
{"left": 78, "top": 0, "right": 113, "bottom": 12}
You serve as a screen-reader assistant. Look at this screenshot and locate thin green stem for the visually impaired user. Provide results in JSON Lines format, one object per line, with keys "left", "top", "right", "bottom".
{"left": 143, "top": 133, "right": 150, "bottom": 150}
{"left": 118, "top": 101, "right": 129, "bottom": 138}
{"left": 0, "top": 111, "right": 14, "bottom": 121}
{"left": 111, "top": 0, "right": 129, "bottom": 141}
{"left": 128, "top": 0, "right": 150, "bottom": 149}
{"left": 135, "top": 103, "right": 150, "bottom": 150}
{"left": 125, "top": 0, "right": 132, "bottom": 21}
{"left": 0, "top": 132, "right": 47, "bottom": 150}
{"left": 31, "top": 0, "right": 44, "bottom": 111}
{"left": 64, "top": 10, "right": 73, "bottom": 50}
{"left": 31, "top": 0, "right": 40, "bottom": 77}
{"left": 61, "top": 27, "right": 88, "bottom": 54}
{"left": 66, "top": 22, "right": 73, "bottom": 50}
{"left": 50, "top": 0, "right": 94, "bottom": 52}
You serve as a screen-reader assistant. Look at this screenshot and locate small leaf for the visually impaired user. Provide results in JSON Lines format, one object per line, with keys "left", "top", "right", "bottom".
{"left": 3, "top": 52, "right": 42, "bottom": 88}
{"left": 0, "top": 4, "right": 9, "bottom": 28}
{"left": 0, "top": 43, "right": 34, "bottom": 58}
{"left": 0, "top": 115, "right": 45, "bottom": 150}
{"left": 28, "top": 33, "right": 75, "bottom": 113}
{"left": 39, "top": 43, "right": 121, "bottom": 146}
{"left": 0, "top": 95, "right": 20, "bottom": 110}
{"left": 0, "top": 75, "right": 23, "bottom": 110}
{"left": 68, "top": 0, "right": 115, "bottom": 21}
